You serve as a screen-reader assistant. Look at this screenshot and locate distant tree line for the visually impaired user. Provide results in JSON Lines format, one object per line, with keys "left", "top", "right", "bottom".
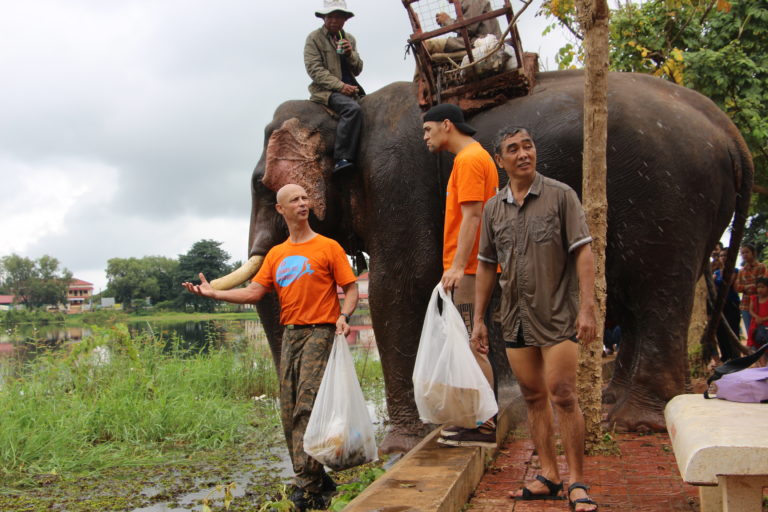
{"left": 104, "top": 239, "right": 240, "bottom": 312}
{"left": 0, "top": 239, "right": 241, "bottom": 313}
{"left": 0, "top": 255, "right": 73, "bottom": 308}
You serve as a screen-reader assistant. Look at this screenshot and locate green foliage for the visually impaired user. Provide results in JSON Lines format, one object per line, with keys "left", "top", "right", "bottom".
{"left": 0, "top": 254, "right": 72, "bottom": 308}
{"left": 0, "top": 308, "right": 67, "bottom": 326}
{"left": 609, "top": 0, "right": 768, "bottom": 195}
{"left": 177, "top": 240, "right": 233, "bottom": 313}
{"left": 78, "top": 309, "right": 129, "bottom": 326}
{"left": 0, "top": 325, "right": 276, "bottom": 487}
{"left": 329, "top": 466, "right": 386, "bottom": 510}
{"left": 256, "top": 486, "right": 296, "bottom": 511}
{"left": 543, "top": 0, "right": 768, "bottom": 210}
{"left": 741, "top": 212, "right": 768, "bottom": 260}
{"left": 104, "top": 255, "right": 179, "bottom": 309}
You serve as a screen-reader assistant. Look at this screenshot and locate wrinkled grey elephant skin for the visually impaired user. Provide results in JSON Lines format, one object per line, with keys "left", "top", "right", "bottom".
{"left": 245, "top": 70, "right": 752, "bottom": 453}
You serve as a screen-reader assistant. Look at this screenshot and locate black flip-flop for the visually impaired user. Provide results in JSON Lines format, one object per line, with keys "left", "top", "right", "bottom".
{"left": 568, "top": 482, "right": 599, "bottom": 511}
{"left": 512, "top": 474, "right": 565, "bottom": 500}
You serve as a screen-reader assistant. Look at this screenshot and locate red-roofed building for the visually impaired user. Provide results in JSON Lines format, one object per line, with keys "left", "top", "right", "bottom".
{"left": 68, "top": 279, "right": 93, "bottom": 312}
{"left": 0, "top": 295, "right": 16, "bottom": 311}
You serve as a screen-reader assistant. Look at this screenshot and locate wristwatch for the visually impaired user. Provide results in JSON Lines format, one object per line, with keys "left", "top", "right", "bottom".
{"left": 340, "top": 312, "right": 351, "bottom": 322}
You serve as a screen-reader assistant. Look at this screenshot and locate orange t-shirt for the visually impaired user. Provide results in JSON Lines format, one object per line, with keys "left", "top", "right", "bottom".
{"left": 443, "top": 141, "right": 499, "bottom": 274}
{"left": 252, "top": 234, "right": 356, "bottom": 325}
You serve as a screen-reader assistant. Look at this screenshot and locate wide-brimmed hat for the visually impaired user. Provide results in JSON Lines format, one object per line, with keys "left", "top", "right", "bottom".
{"left": 315, "top": 0, "right": 355, "bottom": 19}
{"left": 423, "top": 104, "right": 477, "bottom": 135}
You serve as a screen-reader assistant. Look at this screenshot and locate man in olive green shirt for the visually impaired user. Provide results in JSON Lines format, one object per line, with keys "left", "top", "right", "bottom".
{"left": 304, "top": 0, "right": 364, "bottom": 174}
{"left": 472, "top": 127, "right": 598, "bottom": 511}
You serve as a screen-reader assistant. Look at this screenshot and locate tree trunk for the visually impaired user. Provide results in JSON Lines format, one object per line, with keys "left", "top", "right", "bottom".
{"left": 575, "top": 0, "right": 610, "bottom": 452}
{"left": 687, "top": 276, "right": 709, "bottom": 377}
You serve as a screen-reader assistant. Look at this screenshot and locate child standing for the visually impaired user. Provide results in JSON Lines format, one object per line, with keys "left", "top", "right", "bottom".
{"left": 748, "top": 277, "right": 768, "bottom": 365}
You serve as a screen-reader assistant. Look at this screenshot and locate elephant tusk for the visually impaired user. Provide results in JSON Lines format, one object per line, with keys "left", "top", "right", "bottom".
{"left": 210, "top": 255, "right": 265, "bottom": 290}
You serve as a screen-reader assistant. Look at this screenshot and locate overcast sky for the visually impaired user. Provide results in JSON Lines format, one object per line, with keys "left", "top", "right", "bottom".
{"left": 0, "top": 1, "right": 571, "bottom": 292}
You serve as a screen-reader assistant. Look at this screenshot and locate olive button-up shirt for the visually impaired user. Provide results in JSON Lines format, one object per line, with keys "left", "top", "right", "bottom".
{"left": 478, "top": 173, "right": 592, "bottom": 346}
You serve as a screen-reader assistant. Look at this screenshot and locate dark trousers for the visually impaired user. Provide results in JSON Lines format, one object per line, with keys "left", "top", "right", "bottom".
{"left": 717, "top": 300, "right": 742, "bottom": 362}
{"left": 279, "top": 325, "right": 334, "bottom": 492}
{"left": 328, "top": 92, "right": 362, "bottom": 162}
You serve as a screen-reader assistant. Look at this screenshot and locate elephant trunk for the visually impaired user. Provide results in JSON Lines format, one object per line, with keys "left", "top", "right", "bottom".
{"left": 210, "top": 255, "right": 265, "bottom": 290}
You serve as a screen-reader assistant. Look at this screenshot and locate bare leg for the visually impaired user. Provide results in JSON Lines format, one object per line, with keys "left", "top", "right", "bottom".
{"left": 455, "top": 276, "right": 495, "bottom": 433}
{"left": 506, "top": 346, "right": 561, "bottom": 497}
{"left": 542, "top": 341, "right": 596, "bottom": 511}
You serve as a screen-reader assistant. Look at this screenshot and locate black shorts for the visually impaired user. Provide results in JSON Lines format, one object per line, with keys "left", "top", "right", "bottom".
{"left": 505, "top": 326, "right": 579, "bottom": 349}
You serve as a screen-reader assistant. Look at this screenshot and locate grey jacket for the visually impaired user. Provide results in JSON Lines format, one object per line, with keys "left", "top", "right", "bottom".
{"left": 304, "top": 26, "right": 364, "bottom": 105}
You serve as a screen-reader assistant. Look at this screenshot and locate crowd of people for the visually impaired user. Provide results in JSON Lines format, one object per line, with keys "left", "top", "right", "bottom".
{"left": 181, "top": 1, "right": 607, "bottom": 510}
{"left": 711, "top": 242, "right": 768, "bottom": 362}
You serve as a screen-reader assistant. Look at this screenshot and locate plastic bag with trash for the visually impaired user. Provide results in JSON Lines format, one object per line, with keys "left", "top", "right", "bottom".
{"left": 304, "top": 333, "right": 378, "bottom": 471}
{"left": 460, "top": 34, "right": 508, "bottom": 77}
{"left": 412, "top": 284, "right": 498, "bottom": 428}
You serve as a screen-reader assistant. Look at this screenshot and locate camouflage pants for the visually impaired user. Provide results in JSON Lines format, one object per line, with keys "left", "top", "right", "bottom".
{"left": 279, "top": 325, "right": 334, "bottom": 493}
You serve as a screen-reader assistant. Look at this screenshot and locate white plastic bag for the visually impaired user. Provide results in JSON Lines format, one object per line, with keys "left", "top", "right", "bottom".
{"left": 413, "top": 284, "right": 498, "bottom": 428}
{"left": 460, "top": 34, "right": 505, "bottom": 77}
{"left": 304, "top": 334, "right": 378, "bottom": 471}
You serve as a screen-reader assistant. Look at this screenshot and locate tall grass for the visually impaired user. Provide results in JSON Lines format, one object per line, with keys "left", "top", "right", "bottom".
{"left": 0, "top": 324, "right": 278, "bottom": 487}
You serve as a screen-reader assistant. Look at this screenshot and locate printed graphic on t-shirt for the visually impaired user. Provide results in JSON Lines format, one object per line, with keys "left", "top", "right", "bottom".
{"left": 276, "top": 255, "right": 314, "bottom": 287}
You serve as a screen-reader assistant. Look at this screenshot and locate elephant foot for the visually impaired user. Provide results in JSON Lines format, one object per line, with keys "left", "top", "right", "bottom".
{"left": 379, "top": 424, "right": 432, "bottom": 455}
{"left": 604, "top": 394, "right": 667, "bottom": 433}
{"left": 602, "top": 380, "right": 630, "bottom": 405}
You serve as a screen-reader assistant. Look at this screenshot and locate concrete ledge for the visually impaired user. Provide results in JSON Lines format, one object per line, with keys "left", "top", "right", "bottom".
{"left": 344, "top": 388, "right": 525, "bottom": 512}
{"left": 665, "top": 394, "right": 768, "bottom": 485}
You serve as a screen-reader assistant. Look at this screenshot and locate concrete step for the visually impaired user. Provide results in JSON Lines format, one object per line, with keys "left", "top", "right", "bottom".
{"left": 344, "top": 387, "right": 525, "bottom": 512}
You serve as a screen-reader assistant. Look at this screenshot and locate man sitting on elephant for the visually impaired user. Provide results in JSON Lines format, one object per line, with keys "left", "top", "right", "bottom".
{"left": 304, "top": 0, "right": 365, "bottom": 175}
{"left": 182, "top": 184, "right": 359, "bottom": 511}
{"left": 425, "top": 0, "right": 501, "bottom": 55}
{"left": 472, "top": 127, "right": 598, "bottom": 511}
{"left": 422, "top": 103, "right": 499, "bottom": 448}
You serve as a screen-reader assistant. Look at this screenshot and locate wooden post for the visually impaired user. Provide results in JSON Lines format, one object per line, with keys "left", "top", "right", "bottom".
{"left": 575, "top": 0, "right": 610, "bottom": 451}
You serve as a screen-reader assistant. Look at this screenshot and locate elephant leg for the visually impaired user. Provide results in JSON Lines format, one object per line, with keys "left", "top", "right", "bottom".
{"left": 369, "top": 273, "right": 435, "bottom": 454}
{"left": 256, "top": 292, "right": 284, "bottom": 373}
{"left": 604, "top": 290, "right": 692, "bottom": 432}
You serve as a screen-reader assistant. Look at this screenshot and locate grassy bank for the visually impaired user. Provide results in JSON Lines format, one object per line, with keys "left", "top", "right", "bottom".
{"left": 0, "top": 324, "right": 279, "bottom": 489}
{"left": 0, "top": 322, "right": 387, "bottom": 510}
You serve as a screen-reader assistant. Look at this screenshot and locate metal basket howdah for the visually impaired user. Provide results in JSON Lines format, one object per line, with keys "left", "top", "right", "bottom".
{"left": 402, "top": 0, "right": 539, "bottom": 113}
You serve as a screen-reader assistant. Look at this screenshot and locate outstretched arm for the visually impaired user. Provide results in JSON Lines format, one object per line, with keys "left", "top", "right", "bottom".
{"left": 181, "top": 273, "right": 268, "bottom": 304}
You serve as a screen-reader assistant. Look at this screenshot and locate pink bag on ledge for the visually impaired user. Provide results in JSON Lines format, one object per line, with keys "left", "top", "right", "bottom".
{"left": 714, "top": 365, "right": 768, "bottom": 403}
{"left": 704, "top": 342, "right": 768, "bottom": 403}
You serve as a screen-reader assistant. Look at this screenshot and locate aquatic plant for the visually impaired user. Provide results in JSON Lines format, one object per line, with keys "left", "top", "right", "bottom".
{"left": 0, "top": 325, "right": 277, "bottom": 488}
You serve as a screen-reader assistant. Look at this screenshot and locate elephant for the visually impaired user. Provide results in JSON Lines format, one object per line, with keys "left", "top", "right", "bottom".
{"left": 213, "top": 70, "right": 752, "bottom": 453}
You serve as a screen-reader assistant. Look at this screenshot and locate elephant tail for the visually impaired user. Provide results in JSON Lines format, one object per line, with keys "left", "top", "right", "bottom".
{"left": 700, "top": 130, "right": 754, "bottom": 356}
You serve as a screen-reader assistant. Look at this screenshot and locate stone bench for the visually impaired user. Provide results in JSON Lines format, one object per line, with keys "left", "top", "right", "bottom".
{"left": 665, "top": 394, "right": 768, "bottom": 511}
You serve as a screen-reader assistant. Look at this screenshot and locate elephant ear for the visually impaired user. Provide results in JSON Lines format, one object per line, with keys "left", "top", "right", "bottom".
{"left": 262, "top": 117, "right": 332, "bottom": 220}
